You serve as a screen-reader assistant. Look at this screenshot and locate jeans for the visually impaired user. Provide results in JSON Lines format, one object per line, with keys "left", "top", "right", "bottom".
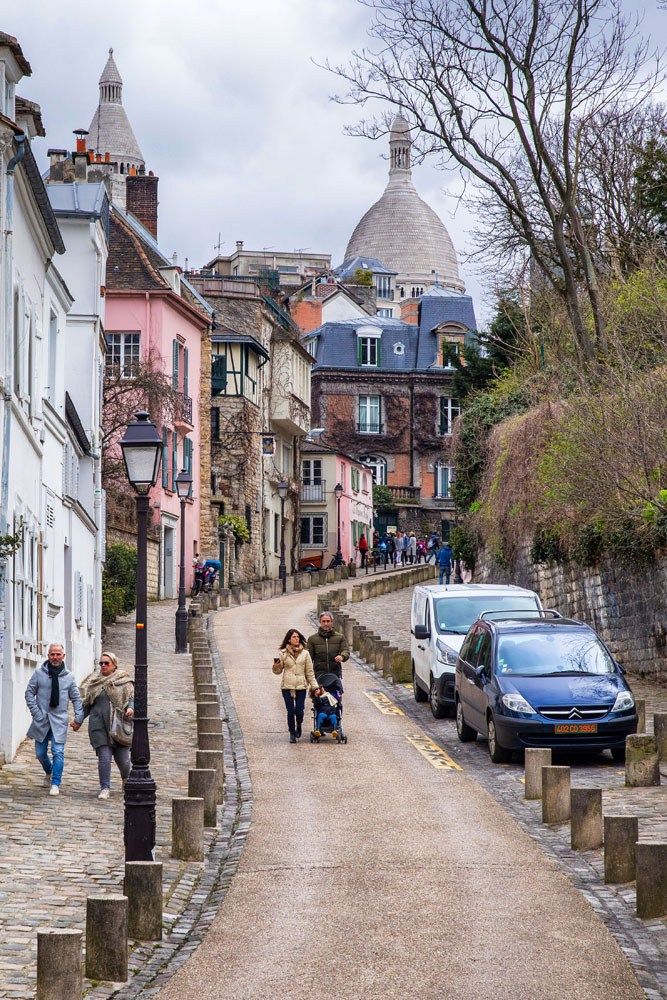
{"left": 316, "top": 710, "right": 338, "bottom": 731}
{"left": 96, "top": 743, "right": 132, "bottom": 790}
{"left": 282, "top": 689, "right": 307, "bottom": 736}
{"left": 439, "top": 567, "right": 451, "bottom": 585}
{"left": 35, "top": 729, "right": 65, "bottom": 786}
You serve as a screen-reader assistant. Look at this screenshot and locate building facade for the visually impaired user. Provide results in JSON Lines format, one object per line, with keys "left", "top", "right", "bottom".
{"left": 205, "top": 242, "right": 332, "bottom": 292}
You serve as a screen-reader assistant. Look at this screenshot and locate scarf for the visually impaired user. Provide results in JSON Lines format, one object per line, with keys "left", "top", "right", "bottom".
{"left": 80, "top": 668, "right": 134, "bottom": 711}
{"left": 47, "top": 663, "right": 64, "bottom": 707}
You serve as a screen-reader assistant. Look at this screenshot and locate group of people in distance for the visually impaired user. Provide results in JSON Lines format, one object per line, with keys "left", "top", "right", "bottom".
{"left": 356, "top": 530, "right": 472, "bottom": 583}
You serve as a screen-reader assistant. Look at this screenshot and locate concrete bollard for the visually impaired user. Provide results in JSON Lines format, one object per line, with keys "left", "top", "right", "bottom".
{"left": 124, "top": 861, "right": 162, "bottom": 941}
{"left": 196, "top": 701, "right": 219, "bottom": 722}
{"left": 172, "top": 797, "right": 204, "bottom": 861}
{"left": 36, "top": 928, "right": 82, "bottom": 1000}
{"left": 196, "top": 689, "right": 219, "bottom": 705}
{"left": 541, "top": 766, "right": 571, "bottom": 824}
{"left": 654, "top": 713, "right": 667, "bottom": 761}
{"left": 193, "top": 666, "right": 213, "bottom": 685}
{"left": 524, "top": 748, "right": 552, "bottom": 800}
{"left": 197, "top": 715, "right": 223, "bottom": 735}
{"left": 198, "top": 732, "right": 224, "bottom": 752}
{"left": 351, "top": 585, "right": 363, "bottom": 603}
{"left": 188, "top": 768, "right": 217, "bottom": 827}
{"left": 625, "top": 734, "right": 660, "bottom": 787}
{"left": 302, "top": 572, "right": 312, "bottom": 589}
{"left": 390, "top": 650, "right": 411, "bottom": 683}
{"left": 333, "top": 566, "right": 342, "bottom": 582}
{"left": 85, "top": 895, "right": 128, "bottom": 982}
{"left": 196, "top": 749, "right": 225, "bottom": 804}
{"left": 635, "top": 699, "right": 646, "bottom": 734}
{"left": 636, "top": 842, "right": 667, "bottom": 919}
{"left": 325, "top": 568, "right": 335, "bottom": 584}
{"left": 570, "top": 788, "right": 603, "bottom": 850}
{"left": 604, "top": 815, "right": 638, "bottom": 883}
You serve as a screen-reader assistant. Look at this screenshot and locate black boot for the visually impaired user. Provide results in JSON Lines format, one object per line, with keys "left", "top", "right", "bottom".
{"left": 289, "top": 733, "right": 297, "bottom": 744}
{"left": 295, "top": 718, "right": 303, "bottom": 739}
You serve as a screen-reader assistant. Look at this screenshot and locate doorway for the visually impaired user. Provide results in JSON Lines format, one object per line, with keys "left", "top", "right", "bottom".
{"left": 163, "top": 525, "right": 175, "bottom": 599}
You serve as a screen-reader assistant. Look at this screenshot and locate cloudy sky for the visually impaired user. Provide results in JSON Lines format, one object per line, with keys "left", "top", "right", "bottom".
{"left": 9, "top": 0, "right": 666, "bottom": 325}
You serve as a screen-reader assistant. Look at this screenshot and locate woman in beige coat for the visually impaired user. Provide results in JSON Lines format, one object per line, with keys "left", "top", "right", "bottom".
{"left": 273, "top": 628, "right": 318, "bottom": 743}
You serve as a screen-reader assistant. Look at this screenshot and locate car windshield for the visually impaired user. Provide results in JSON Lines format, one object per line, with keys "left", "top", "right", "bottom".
{"left": 497, "top": 630, "right": 616, "bottom": 676}
{"left": 433, "top": 595, "right": 539, "bottom": 635}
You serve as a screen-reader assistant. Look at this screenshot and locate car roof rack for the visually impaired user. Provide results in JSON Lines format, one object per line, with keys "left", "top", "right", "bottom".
{"left": 478, "top": 608, "right": 563, "bottom": 621}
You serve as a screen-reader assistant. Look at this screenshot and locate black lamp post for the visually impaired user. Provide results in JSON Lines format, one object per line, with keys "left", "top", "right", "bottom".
{"left": 277, "top": 480, "right": 288, "bottom": 593}
{"left": 175, "top": 467, "right": 193, "bottom": 654}
{"left": 333, "top": 482, "right": 343, "bottom": 566}
{"left": 120, "top": 410, "right": 162, "bottom": 862}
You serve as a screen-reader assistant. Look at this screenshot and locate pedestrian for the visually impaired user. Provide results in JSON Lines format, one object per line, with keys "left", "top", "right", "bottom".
{"left": 273, "top": 628, "right": 318, "bottom": 743}
{"left": 379, "top": 536, "right": 388, "bottom": 567}
{"left": 79, "top": 651, "right": 135, "bottom": 800}
{"left": 401, "top": 531, "right": 410, "bottom": 565}
{"left": 193, "top": 556, "right": 206, "bottom": 595}
{"left": 25, "top": 643, "right": 84, "bottom": 796}
{"left": 358, "top": 532, "right": 369, "bottom": 568}
{"left": 416, "top": 537, "right": 426, "bottom": 563}
{"left": 437, "top": 541, "right": 454, "bottom": 585}
{"left": 408, "top": 531, "right": 417, "bottom": 564}
{"left": 307, "top": 611, "right": 350, "bottom": 681}
{"left": 387, "top": 533, "right": 397, "bottom": 566}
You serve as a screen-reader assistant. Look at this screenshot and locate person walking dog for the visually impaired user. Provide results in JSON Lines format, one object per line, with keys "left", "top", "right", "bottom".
{"left": 273, "top": 628, "right": 318, "bottom": 743}
{"left": 25, "top": 643, "right": 84, "bottom": 796}
{"left": 307, "top": 611, "right": 350, "bottom": 681}
{"left": 79, "top": 651, "right": 135, "bottom": 800}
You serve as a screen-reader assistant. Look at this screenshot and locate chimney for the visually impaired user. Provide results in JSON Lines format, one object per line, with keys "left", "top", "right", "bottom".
{"left": 236, "top": 240, "right": 244, "bottom": 252}
{"left": 47, "top": 148, "right": 67, "bottom": 182}
{"left": 125, "top": 170, "right": 159, "bottom": 239}
{"left": 73, "top": 151, "right": 89, "bottom": 182}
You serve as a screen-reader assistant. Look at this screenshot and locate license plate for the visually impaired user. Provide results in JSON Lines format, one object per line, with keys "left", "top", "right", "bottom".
{"left": 554, "top": 723, "right": 597, "bottom": 734}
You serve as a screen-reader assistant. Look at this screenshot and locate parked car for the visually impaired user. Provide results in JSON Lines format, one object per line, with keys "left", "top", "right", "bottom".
{"left": 410, "top": 584, "right": 542, "bottom": 718}
{"left": 454, "top": 613, "right": 637, "bottom": 762}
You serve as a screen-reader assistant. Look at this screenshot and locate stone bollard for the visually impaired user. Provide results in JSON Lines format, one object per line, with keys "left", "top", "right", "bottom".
{"left": 193, "top": 666, "right": 213, "bottom": 686}
{"left": 333, "top": 566, "right": 342, "bottom": 582}
{"left": 302, "top": 572, "right": 312, "bottom": 589}
{"left": 570, "top": 788, "right": 603, "bottom": 850}
{"left": 625, "top": 734, "right": 660, "bottom": 787}
{"left": 636, "top": 843, "right": 667, "bottom": 919}
{"left": 172, "top": 797, "right": 204, "bottom": 861}
{"left": 198, "top": 732, "right": 224, "bottom": 752}
{"left": 197, "top": 749, "right": 225, "bottom": 804}
{"left": 655, "top": 714, "right": 667, "bottom": 761}
{"left": 197, "top": 716, "right": 223, "bottom": 736}
{"left": 188, "top": 768, "right": 217, "bottom": 827}
{"left": 325, "top": 568, "right": 335, "bottom": 584}
{"left": 635, "top": 699, "right": 646, "bottom": 734}
{"left": 352, "top": 624, "right": 363, "bottom": 652}
{"left": 124, "top": 861, "right": 162, "bottom": 941}
{"left": 85, "top": 895, "right": 128, "bottom": 982}
{"left": 36, "top": 928, "right": 82, "bottom": 1000}
{"left": 524, "top": 748, "right": 552, "bottom": 800}
{"left": 341, "top": 564, "right": 349, "bottom": 580}
{"left": 196, "top": 688, "right": 219, "bottom": 705}
{"left": 604, "top": 815, "right": 638, "bottom": 883}
{"left": 351, "top": 585, "right": 363, "bottom": 603}
{"left": 196, "top": 701, "right": 219, "bottom": 722}
{"left": 541, "top": 766, "right": 571, "bottom": 824}
{"left": 390, "top": 650, "right": 411, "bottom": 683}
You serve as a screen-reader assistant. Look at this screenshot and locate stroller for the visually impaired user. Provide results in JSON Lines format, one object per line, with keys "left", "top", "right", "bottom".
{"left": 310, "top": 672, "right": 348, "bottom": 744}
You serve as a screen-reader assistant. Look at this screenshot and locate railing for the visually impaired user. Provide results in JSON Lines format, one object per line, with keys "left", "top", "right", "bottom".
{"left": 356, "top": 422, "right": 384, "bottom": 434}
{"left": 376, "top": 288, "right": 395, "bottom": 300}
{"left": 300, "top": 481, "right": 326, "bottom": 502}
{"left": 175, "top": 392, "right": 193, "bottom": 425}
{"left": 387, "top": 485, "right": 421, "bottom": 502}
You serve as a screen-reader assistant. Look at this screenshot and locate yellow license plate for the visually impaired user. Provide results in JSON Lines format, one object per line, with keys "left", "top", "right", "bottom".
{"left": 554, "top": 723, "right": 597, "bottom": 734}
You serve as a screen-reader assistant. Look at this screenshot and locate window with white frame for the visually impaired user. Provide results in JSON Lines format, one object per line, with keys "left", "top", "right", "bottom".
{"left": 300, "top": 514, "right": 326, "bottom": 546}
{"left": 106, "top": 332, "right": 140, "bottom": 377}
{"left": 360, "top": 455, "right": 387, "bottom": 485}
{"left": 377, "top": 308, "right": 393, "bottom": 318}
{"left": 376, "top": 275, "right": 393, "bottom": 299}
{"left": 13, "top": 516, "right": 40, "bottom": 644}
{"left": 282, "top": 443, "right": 292, "bottom": 476}
{"left": 439, "top": 397, "right": 461, "bottom": 436}
{"left": 63, "top": 442, "right": 80, "bottom": 501}
{"left": 302, "top": 459, "right": 322, "bottom": 485}
{"left": 351, "top": 467, "right": 360, "bottom": 492}
{"left": 434, "top": 461, "right": 455, "bottom": 498}
{"left": 358, "top": 394, "right": 382, "bottom": 434}
{"left": 357, "top": 336, "right": 379, "bottom": 366}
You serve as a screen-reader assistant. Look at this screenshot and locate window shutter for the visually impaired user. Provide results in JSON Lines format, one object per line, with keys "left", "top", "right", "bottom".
{"left": 172, "top": 431, "right": 178, "bottom": 489}
{"left": 87, "top": 584, "right": 94, "bottom": 632}
{"left": 376, "top": 338, "right": 381, "bottom": 367}
{"left": 162, "top": 429, "right": 169, "bottom": 489}
{"left": 183, "top": 347, "right": 189, "bottom": 397}
{"left": 212, "top": 356, "right": 227, "bottom": 396}
{"left": 172, "top": 340, "right": 179, "bottom": 388}
{"left": 74, "top": 571, "right": 83, "bottom": 624}
{"left": 100, "top": 490, "right": 107, "bottom": 561}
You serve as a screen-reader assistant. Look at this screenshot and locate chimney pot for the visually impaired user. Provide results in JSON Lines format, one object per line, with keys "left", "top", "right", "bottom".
{"left": 236, "top": 240, "right": 244, "bottom": 251}
{"left": 104, "top": 151, "right": 110, "bottom": 163}
{"left": 126, "top": 172, "right": 159, "bottom": 239}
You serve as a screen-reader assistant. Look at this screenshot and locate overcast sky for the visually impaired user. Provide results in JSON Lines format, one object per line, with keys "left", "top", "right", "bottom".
{"left": 9, "top": 0, "right": 666, "bottom": 327}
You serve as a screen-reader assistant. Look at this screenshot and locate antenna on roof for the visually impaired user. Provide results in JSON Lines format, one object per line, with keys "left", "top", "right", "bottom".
{"left": 213, "top": 232, "right": 224, "bottom": 255}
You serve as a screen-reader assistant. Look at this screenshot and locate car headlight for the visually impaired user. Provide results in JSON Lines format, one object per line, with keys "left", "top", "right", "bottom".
{"left": 436, "top": 643, "right": 458, "bottom": 666}
{"left": 611, "top": 690, "right": 635, "bottom": 713}
{"left": 501, "top": 693, "right": 535, "bottom": 715}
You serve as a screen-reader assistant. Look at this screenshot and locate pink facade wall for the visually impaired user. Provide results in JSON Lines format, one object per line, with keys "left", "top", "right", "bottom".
{"left": 336, "top": 457, "right": 372, "bottom": 564}
{"left": 106, "top": 293, "right": 203, "bottom": 592}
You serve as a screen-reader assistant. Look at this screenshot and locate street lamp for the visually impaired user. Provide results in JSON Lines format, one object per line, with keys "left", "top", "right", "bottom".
{"left": 277, "top": 479, "right": 288, "bottom": 593}
{"left": 120, "top": 410, "right": 162, "bottom": 862}
{"left": 333, "top": 482, "right": 343, "bottom": 566}
{"left": 174, "top": 467, "right": 193, "bottom": 654}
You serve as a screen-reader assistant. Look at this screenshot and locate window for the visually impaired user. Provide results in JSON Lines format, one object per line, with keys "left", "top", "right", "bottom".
{"left": 171, "top": 431, "right": 178, "bottom": 490}
{"left": 358, "top": 395, "right": 382, "bottom": 434}
{"left": 357, "top": 336, "right": 379, "bottom": 367}
{"left": 439, "top": 397, "right": 461, "bottom": 436}
{"left": 360, "top": 455, "right": 387, "bottom": 485}
{"left": 434, "top": 461, "right": 455, "bottom": 498}
{"left": 340, "top": 463, "right": 346, "bottom": 489}
{"left": 172, "top": 339, "right": 180, "bottom": 389}
{"left": 274, "top": 513, "right": 280, "bottom": 554}
{"left": 306, "top": 338, "right": 317, "bottom": 358}
{"left": 212, "top": 355, "right": 227, "bottom": 396}
{"left": 377, "top": 308, "right": 392, "bottom": 319}
{"left": 183, "top": 437, "right": 193, "bottom": 476}
{"left": 300, "top": 514, "right": 326, "bottom": 546}
{"left": 302, "top": 459, "right": 322, "bottom": 485}
{"left": 62, "top": 442, "right": 80, "bottom": 500}
{"left": 351, "top": 468, "right": 360, "bottom": 492}
{"left": 282, "top": 444, "right": 292, "bottom": 476}
{"left": 362, "top": 472, "right": 369, "bottom": 492}
{"left": 162, "top": 428, "right": 169, "bottom": 489}
{"left": 106, "top": 332, "right": 140, "bottom": 377}
{"left": 47, "top": 310, "right": 58, "bottom": 405}
{"left": 442, "top": 341, "right": 461, "bottom": 368}
{"left": 376, "top": 275, "right": 393, "bottom": 300}
{"left": 211, "top": 408, "right": 220, "bottom": 442}
{"left": 13, "top": 516, "right": 40, "bottom": 644}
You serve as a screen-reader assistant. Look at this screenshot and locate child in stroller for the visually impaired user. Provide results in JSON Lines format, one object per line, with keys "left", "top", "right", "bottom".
{"left": 310, "top": 672, "right": 348, "bottom": 744}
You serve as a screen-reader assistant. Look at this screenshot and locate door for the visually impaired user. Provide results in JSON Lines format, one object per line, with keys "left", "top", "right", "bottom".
{"left": 163, "top": 526, "right": 175, "bottom": 600}
{"left": 415, "top": 598, "right": 433, "bottom": 688}
{"left": 469, "top": 630, "right": 493, "bottom": 730}
{"left": 459, "top": 625, "right": 484, "bottom": 723}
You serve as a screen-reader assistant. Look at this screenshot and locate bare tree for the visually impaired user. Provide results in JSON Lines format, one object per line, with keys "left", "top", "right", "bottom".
{"left": 328, "top": 0, "right": 662, "bottom": 360}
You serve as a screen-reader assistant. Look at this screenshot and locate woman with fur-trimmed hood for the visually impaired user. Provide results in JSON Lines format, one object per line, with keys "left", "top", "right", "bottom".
{"left": 79, "top": 651, "right": 134, "bottom": 800}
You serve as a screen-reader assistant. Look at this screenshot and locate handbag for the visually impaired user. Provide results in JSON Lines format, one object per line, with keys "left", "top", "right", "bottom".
{"left": 109, "top": 705, "right": 134, "bottom": 747}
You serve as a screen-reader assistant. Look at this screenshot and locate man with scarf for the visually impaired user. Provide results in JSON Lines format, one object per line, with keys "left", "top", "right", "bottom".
{"left": 25, "top": 643, "right": 84, "bottom": 796}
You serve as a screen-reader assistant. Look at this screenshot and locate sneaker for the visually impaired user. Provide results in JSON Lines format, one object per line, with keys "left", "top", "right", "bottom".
{"left": 98, "top": 788, "right": 110, "bottom": 800}
{"left": 49, "top": 785, "right": 59, "bottom": 796}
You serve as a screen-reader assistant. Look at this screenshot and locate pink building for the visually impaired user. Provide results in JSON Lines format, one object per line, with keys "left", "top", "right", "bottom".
{"left": 105, "top": 200, "right": 213, "bottom": 598}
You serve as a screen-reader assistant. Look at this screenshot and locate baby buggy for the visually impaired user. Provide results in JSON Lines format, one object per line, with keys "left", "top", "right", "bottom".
{"left": 310, "top": 672, "right": 348, "bottom": 744}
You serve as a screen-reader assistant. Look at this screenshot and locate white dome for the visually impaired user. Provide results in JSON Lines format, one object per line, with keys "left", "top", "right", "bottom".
{"left": 345, "top": 114, "right": 463, "bottom": 292}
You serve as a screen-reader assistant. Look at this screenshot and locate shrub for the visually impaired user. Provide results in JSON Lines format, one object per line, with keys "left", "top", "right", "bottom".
{"left": 102, "top": 542, "right": 137, "bottom": 625}
{"left": 219, "top": 513, "right": 250, "bottom": 543}
{"left": 451, "top": 523, "right": 478, "bottom": 571}
{"left": 529, "top": 527, "right": 565, "bottom": 565}
{"left": 372, "top": 484, "right": 394, "bottom": 509}
{"left": 571, "top": 523, "right": 605, "bottom": 567}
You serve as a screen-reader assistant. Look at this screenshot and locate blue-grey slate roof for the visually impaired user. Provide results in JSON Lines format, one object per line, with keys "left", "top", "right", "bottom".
{"left": 416, "top": 287, "right": 477, "bottom": 369}
{"left": 335, "top": 255, "right": 397, "bottom": 279}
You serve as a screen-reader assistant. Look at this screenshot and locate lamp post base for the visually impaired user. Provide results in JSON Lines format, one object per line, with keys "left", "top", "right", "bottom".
{"left": 124, "top": 766, "right": 157, "bottom": 862}
{"left": 175, "top": 605, "right": 189, "bottom": 654}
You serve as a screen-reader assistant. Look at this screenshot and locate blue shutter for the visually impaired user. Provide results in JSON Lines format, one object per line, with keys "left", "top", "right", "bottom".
{"left": 172, "top": 340, "right": 179, "bottom": 389}
{"left": 183, "top": 347, "right": 189, "bottom": 397}
{"left": 186, "top": 438, "right": 193, "bottom": 475}
{"left": 162, "top": 428, "right": 168, "bottom": 489}
{"left": 172, "top": 431, "right": 178, "bottom": 489}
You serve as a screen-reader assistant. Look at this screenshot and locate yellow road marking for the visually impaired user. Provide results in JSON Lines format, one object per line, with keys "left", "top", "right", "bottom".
{"left": 364, "top": 690, "right": 405, "bottom": 716}
{"left": 401, "top": 683, "right": 412, "bottom": 690}
{"left": 405, "top": 732, "right": 463, "bottom": 771}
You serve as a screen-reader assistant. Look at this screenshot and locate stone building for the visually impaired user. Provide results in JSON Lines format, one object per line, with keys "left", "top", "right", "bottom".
{"left": 205, "top": 242, "right": 331, "bottom": 292}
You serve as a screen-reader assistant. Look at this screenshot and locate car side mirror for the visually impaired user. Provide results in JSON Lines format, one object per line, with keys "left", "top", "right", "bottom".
{"left": 413, "top": 625, "right": 430, "bottom": 640}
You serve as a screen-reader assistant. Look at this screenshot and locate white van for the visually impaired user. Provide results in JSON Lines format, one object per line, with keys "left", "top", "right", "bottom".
{"left": 410, "top": 584, "right": 542, "bottom": 718}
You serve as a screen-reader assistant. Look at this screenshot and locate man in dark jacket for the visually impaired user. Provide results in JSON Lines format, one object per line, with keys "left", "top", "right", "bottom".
{"left": 307, "top": 612, "right": 350, "bottom": 680}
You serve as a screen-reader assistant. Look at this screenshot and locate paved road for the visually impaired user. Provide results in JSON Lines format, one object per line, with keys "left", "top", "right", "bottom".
{"left": 157, "top": 589, "right": 644, "bottom": 1000}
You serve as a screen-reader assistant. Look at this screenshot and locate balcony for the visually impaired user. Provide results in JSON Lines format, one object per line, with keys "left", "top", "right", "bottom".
{"left": 301, "top": 481, "right": 326, "bottom": 503}
{"left": 387, "top": 485, "right": 421, "bottom": 505}
{"left": 376, "top": 288, "right": 395, "bottom": 301}
{"left": 174, "top": 391, "right": 193, "bottom": 430}
{"left": 357, "top": 422, "right": 384, "bottom": 435}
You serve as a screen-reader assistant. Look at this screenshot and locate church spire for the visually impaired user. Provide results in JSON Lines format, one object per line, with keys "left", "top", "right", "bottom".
{"left": 99, "top": 47, "right": 123, "bottom": 105}
{"left": 388, "top": 112, "right": 412, "bottom": 177}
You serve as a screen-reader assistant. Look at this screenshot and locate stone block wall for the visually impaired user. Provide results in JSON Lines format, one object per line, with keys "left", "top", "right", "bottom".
{"left": 476, "top": 542, "right": 667, "bottom": 680}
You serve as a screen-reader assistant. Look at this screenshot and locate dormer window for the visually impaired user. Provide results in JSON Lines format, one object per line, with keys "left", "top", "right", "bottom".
{"left": 435, "top": 324, "right": 466, "bottom": 368}
{"left": 356, "top": 326, "right": 381, "bottom": 367}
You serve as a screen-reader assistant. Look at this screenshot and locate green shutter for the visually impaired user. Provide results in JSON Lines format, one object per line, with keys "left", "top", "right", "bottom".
{"left": 161, "top": 428, "right": 168, "bottom": 489}
{"left": 183, "top": 347, "right": 189, "bottom": 397}
{"left": 172, "top": 340, "right": 179, "bottom": 388}
{"left": 172, "top": 431, "right": 178, "bottom": 489}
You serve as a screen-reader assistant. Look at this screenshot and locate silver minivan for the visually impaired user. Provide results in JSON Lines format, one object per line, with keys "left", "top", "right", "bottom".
{"left": 410, "top": 584, "right": 542, "bottom": 718}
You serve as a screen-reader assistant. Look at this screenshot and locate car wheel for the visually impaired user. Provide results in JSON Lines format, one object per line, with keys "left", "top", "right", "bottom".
{"left": 487, "top": 714, "right": 511, "bottom": 764}
{"left": 413, "top": 665, "right": 428, "bottom": 703}
{"left": 611, "top": 746, "right": 626, "bottom": 763}
{"left": 456, "top": 697, "right": 477, "bottom": 742}
{"left": 429, "top": 676, "right": 447, "bottom": 719}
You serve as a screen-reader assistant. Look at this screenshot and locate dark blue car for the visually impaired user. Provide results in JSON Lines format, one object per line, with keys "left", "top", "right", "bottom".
{"left": 454, "top": 614, "right": 637, "bottom": 763}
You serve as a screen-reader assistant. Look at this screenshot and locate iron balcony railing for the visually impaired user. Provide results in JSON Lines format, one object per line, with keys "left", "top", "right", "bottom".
{"left": 300, "top": 481, "right": 326, "bottom": 502}
{"left": 357, "top": 422, "right": 384, "bottom": 434}
{"left": 176, "top": 391, "right": 193, "bottom": 425}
